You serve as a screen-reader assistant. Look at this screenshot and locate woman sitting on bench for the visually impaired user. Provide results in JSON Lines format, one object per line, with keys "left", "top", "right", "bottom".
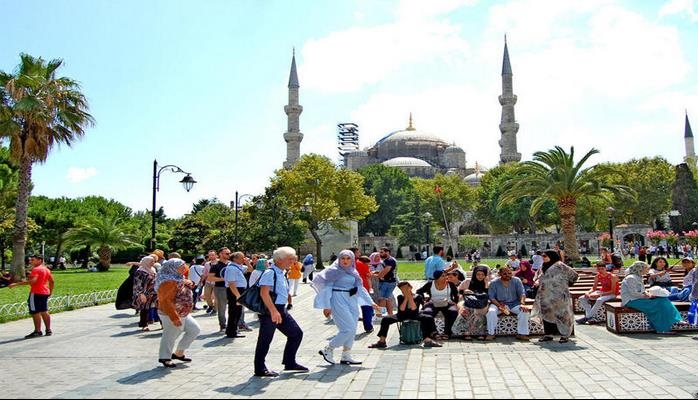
{"left": 621, "top": 261, "right": 687, "bottom": 335}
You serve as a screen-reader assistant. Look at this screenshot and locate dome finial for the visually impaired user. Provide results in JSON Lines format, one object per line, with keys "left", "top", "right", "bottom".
{"left": 406, "top": 112, "right": 416, "bottom": 131}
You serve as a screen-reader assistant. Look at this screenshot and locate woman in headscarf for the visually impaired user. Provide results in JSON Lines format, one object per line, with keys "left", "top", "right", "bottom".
{"left": 531, "top": 250, "right": 578, "bottom": 343}
{"left": 132, "top": 255, "right": 157, "bottom": 331}
{"left": 452, "top": 264, "right": 490, "bottom": 340}
{"left": 313, "top": 249, "right": 379, "bottom": 365}
{"left": 515, "top": 260, "right": 535, "bottom": 291}
{"left": 621, "top": 261, "right": 686, "bottom": 334}
{"left": 249, "top": 255, "right": 268, "bottom": 287}
{"left": 156, "top": 258, "right": 200, "bottom": 368}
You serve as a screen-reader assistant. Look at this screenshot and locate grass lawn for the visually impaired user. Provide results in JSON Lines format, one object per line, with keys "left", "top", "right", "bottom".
{"left": 0, "top": 264, "right": 130, "bottom": 306}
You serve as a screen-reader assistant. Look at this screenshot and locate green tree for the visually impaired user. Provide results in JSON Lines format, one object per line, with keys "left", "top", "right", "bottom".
{"left": 0, "top": 54, "right": 94, "bottom": 279}
{"left": 243, "top": 186, "right": 306, "bottom": 252}
{"left": 671, "top": 163, "right": 698, "bottom": 232}
{"left": 357, "top": 164, "right": 415, "bottom": 236}
{"left": 605, "top": 157, "right": 674, "bottom": 225}
{"left": 63, "top": 216, "right": 139, "bottom": 271}
{"left": 0, "top": 146, "right": 19, "bottom": 268}
{"left": 413, "top": 174, "right": 477, "bottom": 234}
{"left": 168, "top": 216, "right": 209, "bottom": 257}
{"left": 275, "top": 154, "right": 377, "bottom": 268}
{"left": 499, "top": 146, "right": 634, "bottom": 261}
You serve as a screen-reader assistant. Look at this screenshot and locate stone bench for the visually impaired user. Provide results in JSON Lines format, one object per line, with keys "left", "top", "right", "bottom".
{"left": 433, "top": 302, "right": 545, "bottom": 337}
{"left": 604, "top": 301, "right": 698, "bottom": 334}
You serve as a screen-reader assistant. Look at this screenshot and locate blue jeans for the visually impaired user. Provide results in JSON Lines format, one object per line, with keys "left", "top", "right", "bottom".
{"left": 379, "top": 281, "right": 397, "bottom": 299}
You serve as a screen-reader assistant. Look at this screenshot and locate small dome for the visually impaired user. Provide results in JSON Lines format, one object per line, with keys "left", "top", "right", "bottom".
{"left": 378, "top": 129, "right": 446, "bottom": 145}
{"left": 382, "top": 157, "right": 432, "bottom": 168}
{"left": 444, "top": 146, "right": 464, "bottom": 154}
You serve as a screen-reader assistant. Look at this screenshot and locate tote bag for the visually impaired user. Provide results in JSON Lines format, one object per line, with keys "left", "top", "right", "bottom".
{"left": 238, "top": 271, "right": 277, "bottom": 315}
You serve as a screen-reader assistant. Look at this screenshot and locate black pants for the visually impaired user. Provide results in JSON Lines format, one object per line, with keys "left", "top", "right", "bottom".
{"left": 254, "top": 304, "right": 303, "bottom": 374}
{"left": 225, "top": 288, "right": 244, "bottom": 337}
{"left": 421, "top": 304, "right": 458, "bottom": 337}
{"left": 138, "top": 309, "right": 149, "bottom": 328}
{"left": 543, "top": 320, "right": 561, "bottom": 336}
{"left": 376, "top": 314, "right": 437, "bottom": 339}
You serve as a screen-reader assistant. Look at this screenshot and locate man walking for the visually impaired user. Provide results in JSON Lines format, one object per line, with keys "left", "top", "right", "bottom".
{"left": 10, "top": 254, "right": 54, "bottom": 338}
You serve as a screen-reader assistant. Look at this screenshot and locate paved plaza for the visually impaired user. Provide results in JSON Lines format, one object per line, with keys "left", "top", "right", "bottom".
{"left": 2, "top": 282, "right": 698, "bottom": 399}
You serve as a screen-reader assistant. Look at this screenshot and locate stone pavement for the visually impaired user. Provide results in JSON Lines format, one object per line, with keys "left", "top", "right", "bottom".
{"left": 2, "top": 283, "right": 698, "bottom": 399}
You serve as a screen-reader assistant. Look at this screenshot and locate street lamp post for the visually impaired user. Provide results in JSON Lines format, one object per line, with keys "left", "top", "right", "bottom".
{"left": 151, "top": 159, "right": 196, "bottom": 251}
{"left": 423, "top": 212, "right": 432, "bottom": 258}
{"left": 233, "top": 191, "right": 254, "bottom": 251}
{"left": 606, "top": 206, "right": 615, "bottom": 255}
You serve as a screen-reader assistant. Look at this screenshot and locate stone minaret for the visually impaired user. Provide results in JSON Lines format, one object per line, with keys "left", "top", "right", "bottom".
{"left": 498, "top": 35, "right": 521, "bottom": 164}
{"left": 684, "top": 111, "right": 695, "bottom": 164}
{"left": 283, "top": 49, "right": 304, "bottom": 169}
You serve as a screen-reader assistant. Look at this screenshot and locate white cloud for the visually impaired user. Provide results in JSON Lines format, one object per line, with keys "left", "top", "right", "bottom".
{"left": 66, "top": 167, "right": 97, "bottom": 183}
{"left": 659, "top": 0, "right": 698, "bottom": 21}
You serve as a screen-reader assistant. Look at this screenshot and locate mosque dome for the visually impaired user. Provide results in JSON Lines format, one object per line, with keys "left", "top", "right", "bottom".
{"left": 464, "top": 162, "right": 487, "bottom": 186}
{"left": 382, "top": 157, "right": 432, "bottom": 168}
{"left": 444, "top": 145, "right": 465, "bottom": 154}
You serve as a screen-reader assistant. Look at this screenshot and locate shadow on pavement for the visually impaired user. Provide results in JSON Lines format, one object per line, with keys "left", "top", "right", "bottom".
{"left": 109, "top": 313, "right": 135, "bottom": 319}
{"left": 116, "top": 366, "right": 176, "bottom": 385}
{"left": 0, "top": 337, "right": 28, "bottom": 345}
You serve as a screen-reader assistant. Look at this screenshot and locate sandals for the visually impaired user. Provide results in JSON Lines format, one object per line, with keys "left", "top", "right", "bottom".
{"left": 538, "top": 336, "right": 554, "bottom": 343}
{"left": 422, "top": 340, "right": 442, "bottom": 348}
{"left": 171, "top": 353, "right": 192, "bottom": 362}
{"left": 559, "top": 337, "right": 570, "bottom": 343}
{"left": 158, "top": 359, "right": 176, "bottom": 368}
{"left": 368, "top": 341, "right": 387, "bottom": 349}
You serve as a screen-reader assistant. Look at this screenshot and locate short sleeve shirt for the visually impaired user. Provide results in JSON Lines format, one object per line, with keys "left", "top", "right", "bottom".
{"left": 380, "top": 257, "right": 398, "bottom": 283}
{"left": 210, "top": 262, "right": 228, "bottom": 287}
{"left": 224, "top": 263, "right": 248, "bottom": 289}
{"left": 29, "top": 265, "right": 52, "bottom": 295}
{"left": 259, "top": 265, "right": 288, "bottom": 305}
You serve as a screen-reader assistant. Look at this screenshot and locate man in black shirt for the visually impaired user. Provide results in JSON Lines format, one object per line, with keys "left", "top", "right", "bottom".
{"left": 367, "top": 281, "right": 441, "bottom": 348}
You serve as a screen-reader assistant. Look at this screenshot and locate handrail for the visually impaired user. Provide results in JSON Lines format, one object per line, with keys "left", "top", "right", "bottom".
{"left": 0, "top": 289, "right": 118, "bottom": 320}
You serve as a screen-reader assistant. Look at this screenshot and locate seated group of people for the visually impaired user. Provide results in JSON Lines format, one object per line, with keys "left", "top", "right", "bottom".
{"left": 368, "top": 264, "right": 532, "bottom": 349}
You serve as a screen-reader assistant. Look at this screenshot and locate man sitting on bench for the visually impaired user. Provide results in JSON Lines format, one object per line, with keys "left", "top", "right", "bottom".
{"left": 485, "top": 266, "right": 530, "bottom": 341}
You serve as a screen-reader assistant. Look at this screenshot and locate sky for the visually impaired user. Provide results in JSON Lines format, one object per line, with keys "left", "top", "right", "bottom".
{"left": 2, "top": 0, "right": 698, "bottom": 218}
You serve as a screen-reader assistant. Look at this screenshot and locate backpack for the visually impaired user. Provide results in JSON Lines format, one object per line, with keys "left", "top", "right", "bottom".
{"left": 398, "top": 320, "right": 422, "bottom": 345}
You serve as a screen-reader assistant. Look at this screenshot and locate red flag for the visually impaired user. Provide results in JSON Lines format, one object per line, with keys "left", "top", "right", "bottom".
{"left": 434, "top": 185, "right": 442, "bottom": 194}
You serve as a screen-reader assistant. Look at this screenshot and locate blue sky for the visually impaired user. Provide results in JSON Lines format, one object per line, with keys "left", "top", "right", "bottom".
{"left": 2, "top": 0, "right": 697, "bottom": 218}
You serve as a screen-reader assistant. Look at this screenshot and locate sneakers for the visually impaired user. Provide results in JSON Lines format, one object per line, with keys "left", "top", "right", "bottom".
{"left": 340, "top": 352, "right": 362, "bottom": 365}
{"left": 238, "top": 324, "right": 253, "bottom": 332}
{"left": 24, "top": 331, "right": 42, "bottom": 339}
{"left": 365, "top": 328, "right": 374, "bottom": 334}
{"left": 319, "top": 346, "right": 335, "bottom": 364}
{"left": 254, "top": 370, "right": 279, "bottom": 377}
{"left": 575, "top": 317, "right": 589, "bottom": 325}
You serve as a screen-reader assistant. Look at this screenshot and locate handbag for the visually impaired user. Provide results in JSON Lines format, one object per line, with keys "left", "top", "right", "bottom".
{"left": 238, "top": 270, "right": 278, "bottom": 315}
{"left": 462, "top": 293, "right": 489, "bottom": 309}
{"left": 688, "top": 299, "right": 698, "bottom": 325}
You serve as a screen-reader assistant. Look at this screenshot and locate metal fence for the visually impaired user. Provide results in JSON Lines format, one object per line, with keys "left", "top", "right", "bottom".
{"left": 0, "top": 289, "right": 117, "bottom": 320}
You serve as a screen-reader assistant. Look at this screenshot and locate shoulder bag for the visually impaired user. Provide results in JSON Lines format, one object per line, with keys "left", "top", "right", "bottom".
{"left": 238, "top": 270, "right": 278, "bottom": 315}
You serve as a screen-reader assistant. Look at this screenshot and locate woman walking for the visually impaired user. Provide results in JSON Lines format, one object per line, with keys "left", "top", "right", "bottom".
{"left": 532, "top": 250, "right": 578, "bottom": 343}
{"left": 156, "top": 258, "right": 201, "bottom": 368}
{"left": 132, "top": 255, "right": 157, "bottom": 331}
{"left": 314, "top": 249, "right": 378, "bottom": 365}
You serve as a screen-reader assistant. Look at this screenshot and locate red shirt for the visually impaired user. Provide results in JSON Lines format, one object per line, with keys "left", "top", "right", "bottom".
{"left": 29, "top": 265, "right": 52, "bottom": 295}
{"left": 355, "top": 259, "right": 371, "bottom": 290}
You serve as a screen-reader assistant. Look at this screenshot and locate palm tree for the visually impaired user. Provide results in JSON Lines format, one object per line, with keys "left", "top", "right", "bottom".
{"left": 498, "top": 146, "right": 634, "bottom": 261}
{"left": 0, "top": 54, "right": 94, "bottom": 279}
{"left": 63, "top": 216, "right": 139, "bottom": 272}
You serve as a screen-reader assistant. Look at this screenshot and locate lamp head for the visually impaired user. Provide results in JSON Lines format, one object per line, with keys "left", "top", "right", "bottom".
{"left": 180, "top": 174, "right": 196, "bottom": 192}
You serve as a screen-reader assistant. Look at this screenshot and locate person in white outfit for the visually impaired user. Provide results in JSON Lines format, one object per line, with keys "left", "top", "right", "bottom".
{"left": 312, "top": 249, "right": 379, "bottom": 365}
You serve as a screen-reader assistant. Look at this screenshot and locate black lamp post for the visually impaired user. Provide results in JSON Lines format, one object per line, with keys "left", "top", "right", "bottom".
{"left": 232, "top": 191, "right": 254, "bottom": 251}
{"left": 606, "top": 206, "right": 615, "bottom": 255}
{"left": 151, "top": 159, "right": 196, "bottom": 251}
{"left": 423, "top": 211, "right": 432, "bottom": 257}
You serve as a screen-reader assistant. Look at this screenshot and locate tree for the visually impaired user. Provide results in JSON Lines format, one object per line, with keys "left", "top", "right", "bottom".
{"left": 243, "top": 186, "right": 306, "bottom": 252}
{"left": 357, "top": 164, "right": 415, "bottom": 236}
{"left": 499, "top": 146, "right": 634, "bottom": 261}
{"left": 0, "top": 54, "right": 94, "bottom": 279}
{"left": 412, "top": 174, "right": 477, "bottom": 235}
{"left": 168, "top": 216, "right": 209, "bottom": 257}
{"left": 63, "top": 216, "right": 139, "bottom": 271}
{"left": 275, "top": 154, "right": 377, "bottom": 268}
{"left": 0, "top": 146, "right": 19, "bottom": 268}
{"left": 671, "top": 163, "right": 698, "bottom": 232}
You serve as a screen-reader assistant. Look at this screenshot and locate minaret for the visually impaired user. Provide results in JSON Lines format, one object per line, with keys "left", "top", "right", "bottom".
{"left": 498, "top": 35, "right": 521, "bottom": 164}
{"left": 283, "top": 48, "right": 304, "bottom": 169}
{"left": 684, "top": 111, "right": 695, "bottom": 164}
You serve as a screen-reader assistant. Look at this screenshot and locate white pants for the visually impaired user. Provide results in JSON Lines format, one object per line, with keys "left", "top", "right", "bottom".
{"left": 158, "top": 313, "right": 201, "bottom": 360}
{"left": 486, "top": 304, "right": 529, "bottom": 335}
{"left": 579, "top": 294, "right": 616, "bottom": 319}
{"left": 302, "top": 265, "right": 314, "bottom": 281}
{"left": 289, "top": 278, "right": 301, "bottom": 296}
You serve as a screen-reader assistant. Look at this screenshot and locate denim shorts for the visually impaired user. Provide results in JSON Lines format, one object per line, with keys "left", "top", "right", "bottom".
{"left": 378, "top": 281, "right": 397, "bottom": 300}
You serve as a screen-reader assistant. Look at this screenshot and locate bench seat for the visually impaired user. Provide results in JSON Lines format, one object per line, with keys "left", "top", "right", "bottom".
{"left": 604, "top": 301, "right": 698, "bottom": 334}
